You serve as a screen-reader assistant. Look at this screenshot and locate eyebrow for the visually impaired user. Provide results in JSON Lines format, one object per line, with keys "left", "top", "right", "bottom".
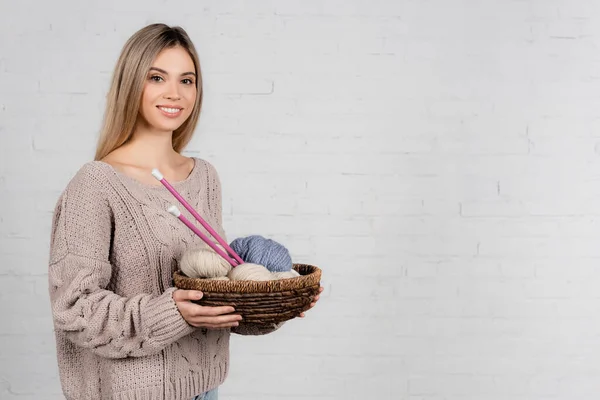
{"left": 149, "top": 67, "right": 196, "bottom": 77}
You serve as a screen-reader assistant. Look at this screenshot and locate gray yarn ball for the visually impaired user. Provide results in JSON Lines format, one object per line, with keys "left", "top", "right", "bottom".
{"left": 229, "top": 235, "right": 292, "bottom": 272}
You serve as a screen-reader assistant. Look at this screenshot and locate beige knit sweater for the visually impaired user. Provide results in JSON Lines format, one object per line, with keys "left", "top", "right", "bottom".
{"left": 48, "top": 158, "right": 241, "bottom": 400}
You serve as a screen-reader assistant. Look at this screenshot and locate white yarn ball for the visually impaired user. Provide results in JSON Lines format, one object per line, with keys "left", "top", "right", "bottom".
{"left": 227, "top": 263, "right": 273, "bottom": 281}
{"left": 179, "top": 245, "right": 232, "bottom": 279}
{"left": 271, "top": 269, "right": 300, "bottom": 280}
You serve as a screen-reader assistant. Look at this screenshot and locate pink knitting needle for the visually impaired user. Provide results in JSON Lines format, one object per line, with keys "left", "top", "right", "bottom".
{"left": 167, "top": 205, "right": 238, "bottom": 267}
{"left": 152, "top": 168, "right": 244, "bottom": 265}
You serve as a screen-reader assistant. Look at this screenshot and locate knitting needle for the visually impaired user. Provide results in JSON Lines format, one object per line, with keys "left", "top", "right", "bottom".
{"left": 167, "top": 205, "right": 238, "bottom": 267}
{"left": 152, "top": 168, "right": 245, "bottom": 265}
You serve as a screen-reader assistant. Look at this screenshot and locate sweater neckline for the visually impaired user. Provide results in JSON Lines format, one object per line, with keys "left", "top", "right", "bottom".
{"left": 95, "top": 157, "right": 199, "bottom": 190}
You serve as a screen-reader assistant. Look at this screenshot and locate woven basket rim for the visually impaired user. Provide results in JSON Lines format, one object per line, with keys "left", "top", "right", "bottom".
{"left": 173, "top": 263, "right": 321, "bottom": 294}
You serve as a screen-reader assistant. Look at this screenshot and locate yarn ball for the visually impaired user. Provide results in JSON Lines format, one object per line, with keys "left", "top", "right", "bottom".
{"left": 228, "top": 263, "right": 273, "bottom": 281}
{"left": 229, "top": 235, "right": 292, "bottom": 272}
{"left": 179, "top": 245, "right": 232, "bottom": 279}
{"left": 271, "top": 269, "right": 300, "bottom": 280}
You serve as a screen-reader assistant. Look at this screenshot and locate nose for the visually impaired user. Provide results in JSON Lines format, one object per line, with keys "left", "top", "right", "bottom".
{"left": 163, "top": 80, "right": 181, "bottom": 100}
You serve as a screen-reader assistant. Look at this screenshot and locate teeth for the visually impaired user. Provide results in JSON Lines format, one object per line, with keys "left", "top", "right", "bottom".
{"left": 159, "top": 107, "right": 181, "bottom": 114}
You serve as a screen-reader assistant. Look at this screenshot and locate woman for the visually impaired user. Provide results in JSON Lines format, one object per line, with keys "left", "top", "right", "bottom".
{"left": 48, "top": 23, "right": 321, "bottom": 400}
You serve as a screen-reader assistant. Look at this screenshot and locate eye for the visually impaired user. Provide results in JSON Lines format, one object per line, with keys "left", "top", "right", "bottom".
{"left": 149, "top": 75, "right": 163, "bottom": 82}
{"left": 182, "top": 78, "right": 194, "bottom": 85}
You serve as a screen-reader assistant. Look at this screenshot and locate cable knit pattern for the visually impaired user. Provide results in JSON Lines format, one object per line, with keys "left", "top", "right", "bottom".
{"left": 48, "top": 158, "right": 230, "bottom": 400}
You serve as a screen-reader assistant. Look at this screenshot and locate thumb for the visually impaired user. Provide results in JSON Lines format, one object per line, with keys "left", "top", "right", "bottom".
{"left": 173, "top": 289, "right": 203, "bottom": 302}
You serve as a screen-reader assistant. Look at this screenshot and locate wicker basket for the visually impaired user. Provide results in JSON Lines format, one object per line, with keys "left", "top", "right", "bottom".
{"left": 173, "top": 264, "right": 322, "bottom": 329}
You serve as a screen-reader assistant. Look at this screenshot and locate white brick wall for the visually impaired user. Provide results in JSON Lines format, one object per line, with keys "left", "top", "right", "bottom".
{"left": 2, "top": 0, "right": 600, "bottom": 399}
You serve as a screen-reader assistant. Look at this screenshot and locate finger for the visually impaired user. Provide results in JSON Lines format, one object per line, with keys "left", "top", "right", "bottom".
{"left": 178, "top": 290, "right": 203, "bottom": 301}
{"left": 205, "top": 321, "right": 241, "bottom": 329}
{"left": 299, "top": 312, "right": 305, "bottom": 318}
{"left": 189, "top": 314, "right": 243, "bottom": 326}
{"left": 180, "top": 302, "right": 236, "bottom": 317}
{"left": 319, "top": 287, "right": 324, "bottom": 293}
{"left": 192, "top": 319, "right": 241, "bottom": 328}
{"left": 173, "top": 290, "right": 203, "bottom": 302}
{"left": 196, "top": 305, "right": 237, "bottom": 317}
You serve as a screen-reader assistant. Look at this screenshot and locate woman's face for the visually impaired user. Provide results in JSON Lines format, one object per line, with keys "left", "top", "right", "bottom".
{"left": 138, "top": 46, "right": 197, "bottom": 133}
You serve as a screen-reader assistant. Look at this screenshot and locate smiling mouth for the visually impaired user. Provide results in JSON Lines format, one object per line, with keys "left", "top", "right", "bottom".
{"left": 156, "top": 106, "right": 184, "bottom": 117}
{"left": 157, "top": 106, "right": 183, "bottom": 114}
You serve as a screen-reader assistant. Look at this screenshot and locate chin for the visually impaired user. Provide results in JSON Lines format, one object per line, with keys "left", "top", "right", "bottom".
{"left": 146, "top": 117, "right": 186, "bottom": 133}
{"left": 157, "top": 122, "right": 184, "bottom": 132}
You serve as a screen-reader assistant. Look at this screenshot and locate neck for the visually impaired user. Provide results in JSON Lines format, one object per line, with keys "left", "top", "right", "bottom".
{"left": 124, "top": 122, "right": 181, "bottom": 168}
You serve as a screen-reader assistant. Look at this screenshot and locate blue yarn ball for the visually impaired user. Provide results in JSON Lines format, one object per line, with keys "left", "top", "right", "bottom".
{"left": 230, "top": 235, "right": 292, "bottom": 272}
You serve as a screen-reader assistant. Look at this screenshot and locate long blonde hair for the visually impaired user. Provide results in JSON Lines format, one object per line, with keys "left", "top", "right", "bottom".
{"left": 94, "top": 24, "right": 202, "bottom": 161}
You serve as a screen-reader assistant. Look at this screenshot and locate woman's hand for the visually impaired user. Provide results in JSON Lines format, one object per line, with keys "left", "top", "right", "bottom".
{"left": 172, "top": 289, "right": 242, "bottom": 329}
{"left": 299, "top": 286, "right": 324, "bottom": 318}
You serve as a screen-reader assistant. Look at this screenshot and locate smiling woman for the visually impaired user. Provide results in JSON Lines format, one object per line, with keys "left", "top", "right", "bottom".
{"left": 48, "top": 22, "right": 322, "bottom": 400}
{"left": 49, "top": 24, "right": 231, "bottom": 400}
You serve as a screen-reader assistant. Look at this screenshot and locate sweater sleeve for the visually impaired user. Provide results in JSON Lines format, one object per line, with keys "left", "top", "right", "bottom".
{"left": 48, "top": 166, "right": 194, "bottom": 359}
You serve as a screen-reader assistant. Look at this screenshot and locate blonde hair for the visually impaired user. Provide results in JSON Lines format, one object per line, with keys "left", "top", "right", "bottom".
{"left": 94, "top": 23, "right": 202, "bottom": 161}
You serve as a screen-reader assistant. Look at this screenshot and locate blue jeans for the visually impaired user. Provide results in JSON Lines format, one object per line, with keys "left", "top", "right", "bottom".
{"left": 192, "top": 387, "right": 218, "bottom": 400}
